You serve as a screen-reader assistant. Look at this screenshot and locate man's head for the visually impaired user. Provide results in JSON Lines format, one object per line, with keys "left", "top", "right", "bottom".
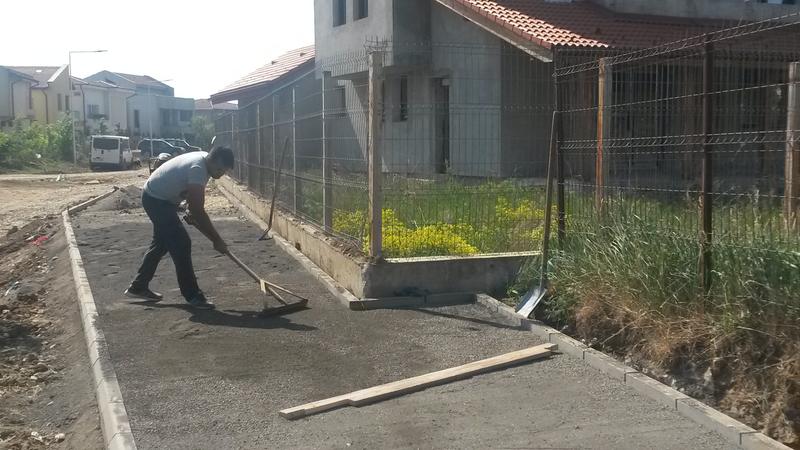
{"left": 206, "top": 146, "right": 234, "bottom": 179}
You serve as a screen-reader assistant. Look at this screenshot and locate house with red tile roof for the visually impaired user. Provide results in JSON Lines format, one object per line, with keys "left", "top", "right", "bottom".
{"left": 211, "top": 46, "right": 315, "bottom": 106}
{"left": 210, "top": 45, "right": 335, "bottom": 181}
{"left": 311, "top": 0, "right": 798, "bottom": 178}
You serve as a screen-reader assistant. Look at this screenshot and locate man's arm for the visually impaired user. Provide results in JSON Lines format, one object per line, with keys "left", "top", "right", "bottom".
{"left": 185, "top": 184, "right": 228, "bottom": 254}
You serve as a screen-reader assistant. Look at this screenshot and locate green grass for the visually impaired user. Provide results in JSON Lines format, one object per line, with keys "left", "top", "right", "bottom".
{"left": 513, "top": 204, "right": 800, "bottom": 327}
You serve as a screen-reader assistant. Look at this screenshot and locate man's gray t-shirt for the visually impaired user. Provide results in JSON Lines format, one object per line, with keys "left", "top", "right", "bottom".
{"left": 144, "top": 152, "right": 209, "bottom": 204}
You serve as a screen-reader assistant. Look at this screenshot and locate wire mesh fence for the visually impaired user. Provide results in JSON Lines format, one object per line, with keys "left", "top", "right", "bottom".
{"left": 217, "top": 41, "right": 554, "bottom": 259}
{"left": 215, "top": 13, "right": 800, "bottom": 288}
{"left": 554, "top": 12, "right": 800, "bottom": 308}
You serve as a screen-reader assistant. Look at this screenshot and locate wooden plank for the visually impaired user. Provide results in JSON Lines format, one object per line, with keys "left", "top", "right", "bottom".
{"left": 785, "top": 62, "right": 800, "bottom": 230}
{"left": 279, "top": 343, "right": 555, "bottom": 420}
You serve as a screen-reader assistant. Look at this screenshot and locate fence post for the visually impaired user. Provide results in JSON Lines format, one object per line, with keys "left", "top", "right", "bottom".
{"left": 785, "top": 62, "right": 800, "bottom": 230}
{"left": 232, "top": 113, "right": 239, "bottom": 180}
{"left": 368, "top": 51, "right": 385, "bottom": 260}
{"left": 700, "top": 38, "right": 714, "bottom": 295}
{"left": 555, "top": 63, "right": 566, "bottom": 245}
{"left": 322, "top": 72, "right": 333, "bottom": 231}
{"left": 596, "top": 58, "right": 612, "bottom": 217}
{"left": 291, "top": 87, "right": 297, "bottom": 213}
{"left": 256, "top": 103, "right": 261, "bottom": 195}
{"left": 272, "top": 95, "right": 278, "bottom": 185}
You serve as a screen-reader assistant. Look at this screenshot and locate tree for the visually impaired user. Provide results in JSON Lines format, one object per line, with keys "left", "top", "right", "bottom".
{"left": 190, "top": 115, "right": 215, "bottom": 150}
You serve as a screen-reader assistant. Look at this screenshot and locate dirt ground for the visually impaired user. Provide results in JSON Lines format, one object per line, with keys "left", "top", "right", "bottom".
{"left": 0, "top": 171, "right": 142, "bottom": 449}
{"left": 0, "top": 169, "right": 147, "bottom": 236}
{"left": 0, "top": 219, "right": 103, "bottom": 449}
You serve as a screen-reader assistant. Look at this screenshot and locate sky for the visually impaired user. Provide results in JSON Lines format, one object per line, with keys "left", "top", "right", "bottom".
{"left": 2, "top": 0, "right": 315, "bottom": 100}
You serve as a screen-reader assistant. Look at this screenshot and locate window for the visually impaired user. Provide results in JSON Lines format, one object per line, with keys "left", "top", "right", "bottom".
{"left": 88, "top": 104, "right": 101, "bottom": 118}
{"left": 93, "top": 138, "right": 120, "bottom": 150}
{"left": 333, "top": 0, "right": 346, "bottom": 26}
{"left": 354, "top": 0, "right": 368, "bottom": 20}
{"left": 65, "top": 95, "right": 70, "bottom": 112}
{"left": 57, "top": 94, "right": 63, "bottom": 111}
{"left": 180, "top": 110, "right": 192, "bottom": 122}
{"left": 161, "top": 109, "right": 168, "bottom": 126}
{"left": 28, "top": 89, "right": 33, "bottom": 109}
{"left": 395, "top": 76, "right": 408, "bottom": 122}
{"left": 134, "top": 110, "right": 140, "bottom": 128}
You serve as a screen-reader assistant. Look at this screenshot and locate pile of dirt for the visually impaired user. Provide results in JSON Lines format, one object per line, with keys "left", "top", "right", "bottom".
{"left": 567, "top": 296, "right": 800, "bottom": 449}
{"left": 92, "top": 186, "right": 143, "bottom": 213}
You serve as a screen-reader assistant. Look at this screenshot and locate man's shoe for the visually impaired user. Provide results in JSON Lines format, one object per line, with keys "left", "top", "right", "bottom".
{"left": 124, "top": 286, "right": 163, "bottom": 302}
{"left": 187, "top": 292, "right": 215, "bottom": 310}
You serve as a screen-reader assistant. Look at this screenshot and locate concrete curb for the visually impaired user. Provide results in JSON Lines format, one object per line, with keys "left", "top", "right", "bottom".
{"left": 62, "top": 189, "right": 137, "bottom": 450}
{"left": 474, "top": 294, "right": 791, "bottom": 450}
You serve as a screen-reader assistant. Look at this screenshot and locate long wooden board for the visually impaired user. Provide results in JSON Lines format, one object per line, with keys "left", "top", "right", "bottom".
{"left": 280, "top": 343, "right": 556, "bottom": 420}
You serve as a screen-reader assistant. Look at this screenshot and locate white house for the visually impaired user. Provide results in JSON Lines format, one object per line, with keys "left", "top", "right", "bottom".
{"left": 71, "top": 76, "right": 134, "bottom": 135}
{"left": 85, "top": 71, "right": 194, "bottom": 138}
{"left": 0, "top": 66, "right": 36, "bottom": 129}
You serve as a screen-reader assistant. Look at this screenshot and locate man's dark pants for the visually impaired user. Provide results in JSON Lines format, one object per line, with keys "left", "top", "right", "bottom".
{"left": 131, "top": 192, "right": 200, "bottom": 300}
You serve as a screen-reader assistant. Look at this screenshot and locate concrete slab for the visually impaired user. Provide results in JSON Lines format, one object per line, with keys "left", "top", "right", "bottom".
{"left": 70, "top": 193, "right": 735, "bottom": 450}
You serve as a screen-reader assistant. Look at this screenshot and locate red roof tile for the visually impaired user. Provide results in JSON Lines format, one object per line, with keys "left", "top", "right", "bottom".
{"left": 440, "top": 0, "right": 718, "bottom": 49}
{"left": 213, "top": 45, "right": 315, "bottom": 99}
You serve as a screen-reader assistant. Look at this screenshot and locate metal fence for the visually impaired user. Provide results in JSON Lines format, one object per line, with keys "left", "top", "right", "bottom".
{"left": 554, "top": 13, "right": 800, "bottom": 291}
{"left": 217, "top": 41, "right": 553, "bottom": 259}
{"left": 216, "top": 14, "right": 800, "bottom": 272}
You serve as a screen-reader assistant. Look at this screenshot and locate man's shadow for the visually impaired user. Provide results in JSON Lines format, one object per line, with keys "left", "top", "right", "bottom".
{"left": 137, "top": 302, "right": 317, "bottom": 332}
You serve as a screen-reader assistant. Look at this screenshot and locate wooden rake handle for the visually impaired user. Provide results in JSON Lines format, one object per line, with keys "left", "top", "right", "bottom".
{"left": 225, "top": 250, "right": 310, "bottom": 303}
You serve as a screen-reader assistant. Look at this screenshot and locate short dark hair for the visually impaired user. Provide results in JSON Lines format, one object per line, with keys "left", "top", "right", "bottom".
{"left": 208, "top": 146, "right": 234, "bottom": 169}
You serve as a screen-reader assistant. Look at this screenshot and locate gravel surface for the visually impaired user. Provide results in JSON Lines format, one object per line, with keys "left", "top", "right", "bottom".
{"left": 70, "top": 187, "right": 734, "bottom": 450}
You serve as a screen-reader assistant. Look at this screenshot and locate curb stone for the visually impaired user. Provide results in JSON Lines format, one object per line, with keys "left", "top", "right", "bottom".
{"left": 474, "top": 294, "right": 791, "bottom": 450}
{"left": 62, "top": 189, "right": 137, "bottom": 450}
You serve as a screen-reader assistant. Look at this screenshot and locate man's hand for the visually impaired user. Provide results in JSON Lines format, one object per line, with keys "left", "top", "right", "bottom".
{"left": 213, "top": 238, "right": 228, "bottom": 255}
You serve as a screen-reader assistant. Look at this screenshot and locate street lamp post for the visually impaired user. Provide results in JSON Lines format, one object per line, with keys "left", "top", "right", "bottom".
{"left": 68, "top": 49, "right": 107, "bottom": 165}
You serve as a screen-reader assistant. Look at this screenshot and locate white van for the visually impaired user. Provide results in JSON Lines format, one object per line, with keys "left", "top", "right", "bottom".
{"left": 90, "top": 135, "right": 134, "bottom": 171}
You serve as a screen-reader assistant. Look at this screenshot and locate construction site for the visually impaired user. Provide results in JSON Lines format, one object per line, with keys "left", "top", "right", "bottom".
{"left": 2, "top": 1, "right": 800, "bottom": 449}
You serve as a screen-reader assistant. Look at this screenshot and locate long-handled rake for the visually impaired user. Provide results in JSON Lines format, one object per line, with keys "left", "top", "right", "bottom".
{"left": 259, "top": 137, "right": 292, "bottom": 241}
{"left": 185, "top": 214, "right": 309, "bottom": 317}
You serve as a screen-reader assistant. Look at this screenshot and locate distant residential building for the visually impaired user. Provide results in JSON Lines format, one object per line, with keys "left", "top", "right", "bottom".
{"left": 71, "top": 76, "right": 134, "bottom": 135}
{"left": 0, "top": 66, "right": 36, "bottom": 128}
{"left": 194, "top": 98, "right": 237, "bottom": 121}
{"left": 8, "top": 65, "right": 71, "bottom": 125}
{"left": 85, "top": 71, "right": 194, "bottom": 138}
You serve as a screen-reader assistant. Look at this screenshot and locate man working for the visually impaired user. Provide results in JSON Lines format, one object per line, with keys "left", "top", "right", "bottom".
{"left": 124, "top": 146, "right": 235, "bottom": 309}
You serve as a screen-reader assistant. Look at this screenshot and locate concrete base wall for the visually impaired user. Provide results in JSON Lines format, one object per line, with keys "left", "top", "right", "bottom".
{"left": 216, "top": 176, "right": 536, "bottom": 302}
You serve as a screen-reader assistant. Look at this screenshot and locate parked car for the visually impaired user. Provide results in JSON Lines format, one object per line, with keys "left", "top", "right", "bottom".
{"left": 137, "top": 138, "right": 185, "bottom": 158}
{"left": 164, "top": 138, "right": 201, "bottom": 152}
{"left": 90, "top": 135, "right": 136, "bottom": 171}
